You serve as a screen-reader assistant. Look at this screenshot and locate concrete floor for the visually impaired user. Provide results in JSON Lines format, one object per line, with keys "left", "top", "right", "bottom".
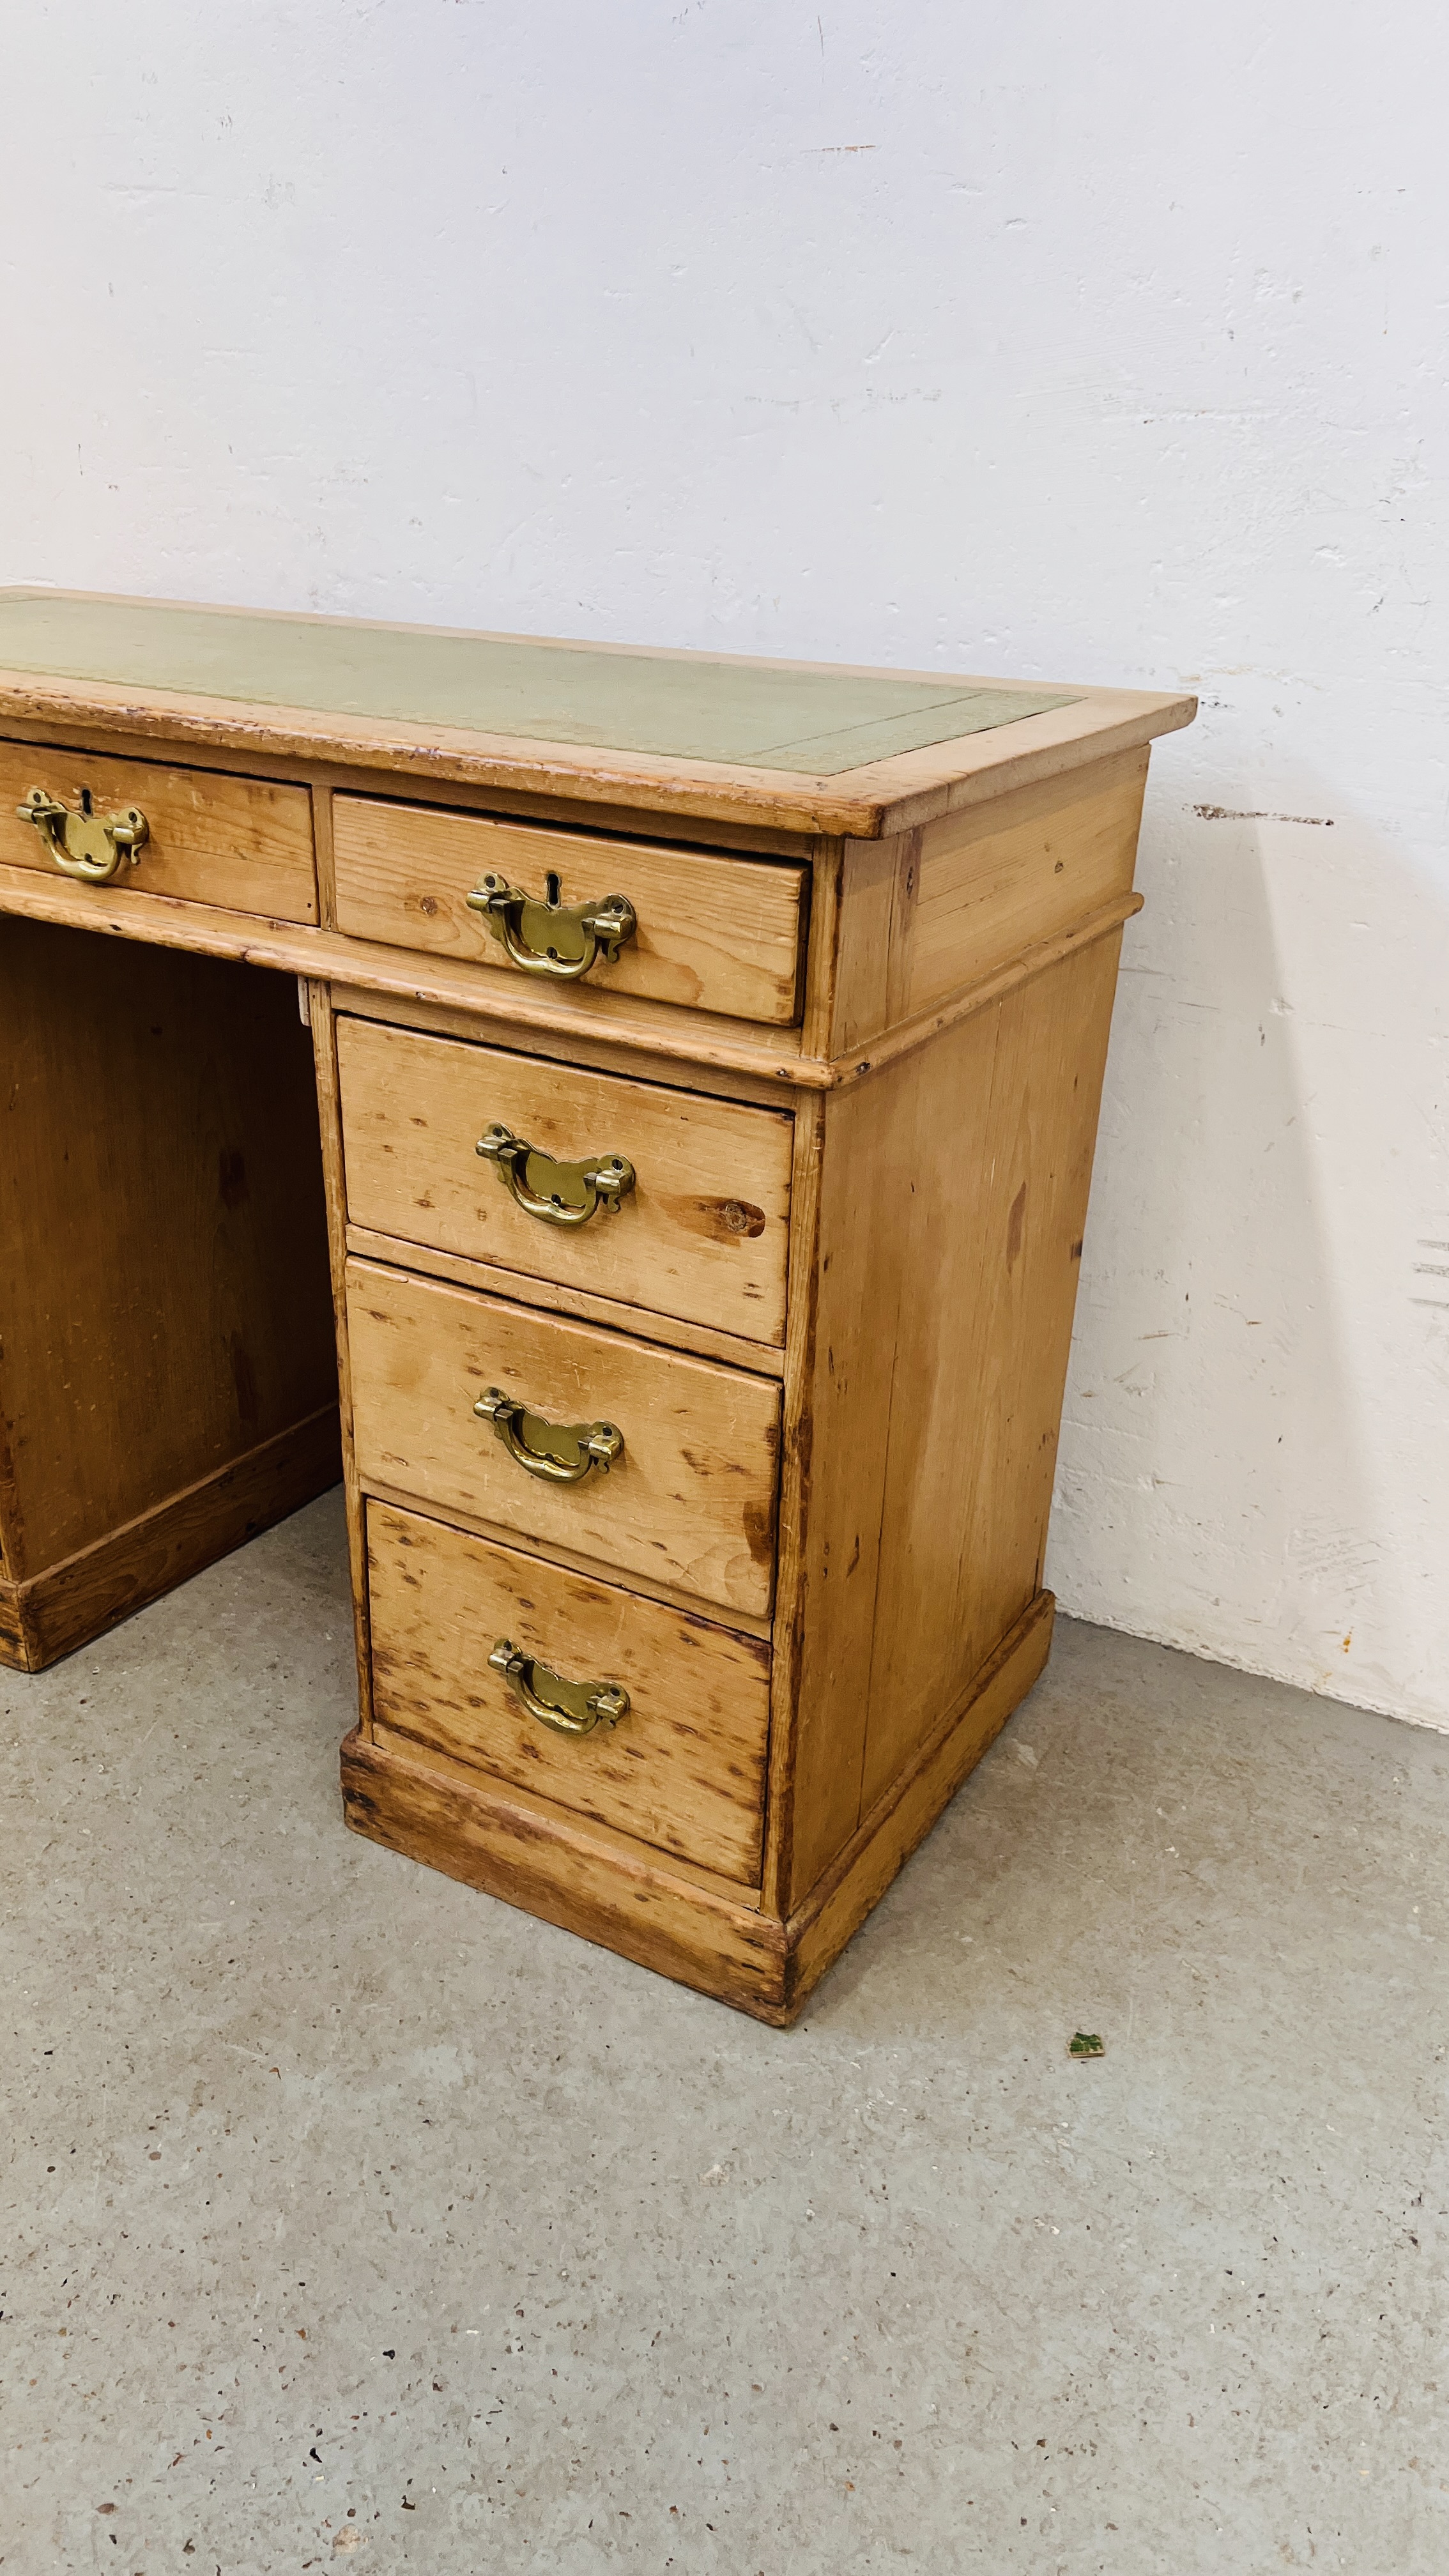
{"left": 6, "top": 1495, "right": 1449, "bottom": 2575}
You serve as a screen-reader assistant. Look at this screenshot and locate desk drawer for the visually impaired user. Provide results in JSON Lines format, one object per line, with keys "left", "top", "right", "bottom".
{"left": 367, "top": 1500, "right": 771, "bottom": 1884}
{"left": 0, "top": 742, "right": 317, "bottom": 922}
{"left": 332, "top": 798, "right": 806, "bottom": 1024}
{"left": 347, "top": 1259, "right": 780, "bottom": 1619}
{"left": 337, "top": 1017, "right": 793, "bottom": 1346}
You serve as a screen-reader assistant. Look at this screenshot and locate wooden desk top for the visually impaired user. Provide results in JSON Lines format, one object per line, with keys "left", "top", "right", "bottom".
{"left": 0, "top": 590, "right": 1195, "bottom": 839}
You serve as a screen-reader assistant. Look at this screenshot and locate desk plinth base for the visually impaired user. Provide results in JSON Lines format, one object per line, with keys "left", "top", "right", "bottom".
{"left": 0, "top": 1407, "right": 342, "bottom": 1673}
{"left": 340, "top": 1591, "right": 1053, "bottom": 2024}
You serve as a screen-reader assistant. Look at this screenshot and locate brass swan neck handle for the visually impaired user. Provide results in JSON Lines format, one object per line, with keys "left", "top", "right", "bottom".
{"left": 473, "top": 1386, "right": 623, "bottom": 1483}
{"left": 488, "top": 1639, "right": 630, "bottom": 1737}
{"left": 476, "top": 1123, "right": 635, "bottom": 1228}
{"left": 464, "top": 870, "right": 637, "bottom": 981}
{"left": 16, "top": 786, "right": 150, "bottom": 887}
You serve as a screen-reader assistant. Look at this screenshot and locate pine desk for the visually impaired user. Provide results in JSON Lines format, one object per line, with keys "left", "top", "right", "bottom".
{"left": 0, "top": 594, "right": 1193, "bottom": 2020}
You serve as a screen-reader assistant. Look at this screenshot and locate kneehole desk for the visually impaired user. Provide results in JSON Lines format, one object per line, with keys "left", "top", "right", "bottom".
{"left": 0, "top": 593, "right": 1194, "bottom": 2021}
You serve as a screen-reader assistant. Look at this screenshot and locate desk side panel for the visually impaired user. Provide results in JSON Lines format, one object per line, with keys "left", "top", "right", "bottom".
{"left": 779, "top": 924, "right": 1127, "bottom": 1909}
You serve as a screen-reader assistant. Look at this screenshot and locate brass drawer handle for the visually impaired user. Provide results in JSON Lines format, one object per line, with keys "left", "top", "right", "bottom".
{"left": 16, "top": 785, "right": 150, "bottom": 887}
{"left": 473, "top": 1385, "right": 623, "bottom": 1483}
{"left": 489, "top": 1637, "right": 629, "bottom": 1736}
{"left": 464, "top": 869, "right": 637, "bottom": 982}
{"left": 476, "top": 1122, "right": 635, "bottom": 1228}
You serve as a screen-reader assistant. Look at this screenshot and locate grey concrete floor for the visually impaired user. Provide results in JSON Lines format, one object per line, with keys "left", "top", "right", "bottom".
{"left": 5, "top": 1493, "right": 1449, "bottom": 2575}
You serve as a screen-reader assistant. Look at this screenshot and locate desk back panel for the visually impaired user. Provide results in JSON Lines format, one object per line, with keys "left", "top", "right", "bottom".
{"left": 0, "top": 918, "right": 341, "bottom": 1660}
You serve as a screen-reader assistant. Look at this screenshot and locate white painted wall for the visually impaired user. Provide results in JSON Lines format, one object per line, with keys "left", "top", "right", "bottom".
{"left": 3, "top": 3, "right": 1446, "bottom": 1724}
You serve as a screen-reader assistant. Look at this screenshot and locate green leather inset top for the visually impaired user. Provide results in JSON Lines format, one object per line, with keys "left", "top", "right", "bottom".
{"left": 0, "top": 593, "right": 1078, "bottom": 778}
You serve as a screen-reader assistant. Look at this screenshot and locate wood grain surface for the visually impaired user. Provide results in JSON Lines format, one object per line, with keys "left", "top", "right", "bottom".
{"left": 339, "top": 1590, "right": 1055, "bottom": 2022}
{"left": 776, "top": 1046, "right": 929, "bottom": 1898}
{"left": 367, "top": 1499, "right": 772, "bottom": 1883}
{"left": 781, "top": 1593, "right": 1055, "bottom": 2013}
{"left": 0, "top": 916, "right": 338, "bottom": 1585}
{"left": 822, "top": 746, "right": 1147, "bottom": 1054}
{"left": 341, "top": 1724, "right": 789, "bottom": 2013}
{"left": 342, "top": 1226, "right": 786, "bottom": 1379}
{"left": 360, "top": 1472, "right": 773, "bottom": 1642}
{"left": 333, "top": 799, "right": 807, "bottom": 1023}
{"left": 346, "top": 1259, "right": 781, "bottom": 1618}
{"left": 0, "top": 1408, "right": 341, "bottom": 1672}
{"left": 0, "top": 857, "right": 828, "bottom": 1094}
{"left": 776, "top": 932, "right": 1125, "bottom": 1906}
{"left": 901, "top": 745, "right": 1148, "bottom": 1019}
{"left": 308, "top": 981, "right": 374, "bottom": 1730}
{"left": 0, "top": 737, "right": 317, "bottom": 923}
{"left": 336, "top": 1015, "right": 793, "bottom": 1344}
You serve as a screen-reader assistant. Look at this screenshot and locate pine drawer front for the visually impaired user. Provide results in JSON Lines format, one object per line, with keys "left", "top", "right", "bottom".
{"left": 336, "top": 1017, "right": 793, "bottom": 1345}
{"left": 332, "top": 799, "right": 806, "bottom": 1024}
{"left": 0, "top": 741, "right": 317, "bottom": 922}
{"left": 346, "top": 1261, "right": 781, "bottom": 1618}
{"left": 367, "top": 1500, "right": 771, "bottom": 1883}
